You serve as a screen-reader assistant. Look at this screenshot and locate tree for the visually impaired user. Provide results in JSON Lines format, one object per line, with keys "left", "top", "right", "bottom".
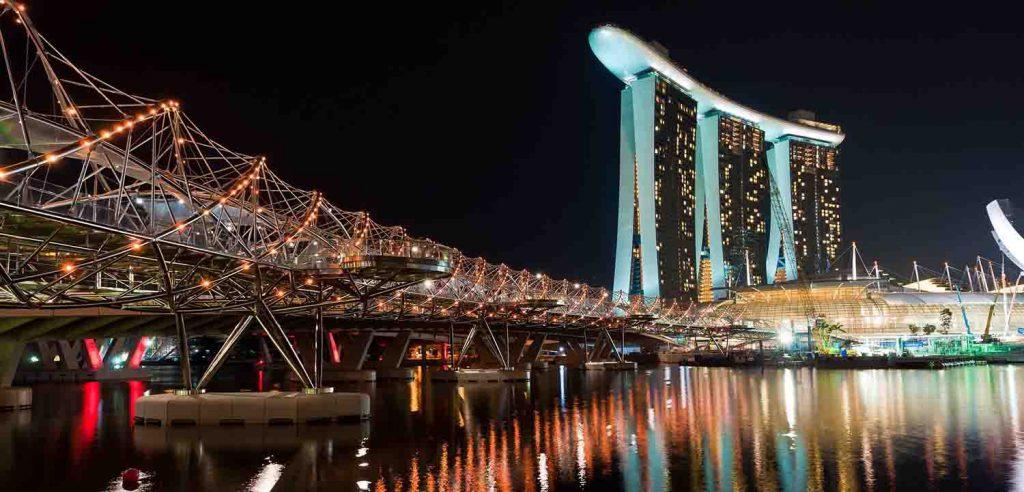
{"left": 923, "top": 324, "right": 937, "bottom": 335}
{"left": 909, "top": 324, "right": 921, "bottom": 336}
{"left": 813, "top": 318, "right": 846, "bottom": 355}
{"left": 939, "top": 308, "right": 953, "bottom": 335}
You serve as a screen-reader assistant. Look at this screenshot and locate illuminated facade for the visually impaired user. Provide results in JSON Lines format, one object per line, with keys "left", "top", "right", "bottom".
{"left": 709, "top": 279, "right": 1024, "bottom": 340}
{"left": 591, "top": 25, "right": 845, "bottom": 300}
{"left": 622, "top": 72, "right": 699, "bottom": 298}
{"left": 714, "top": 112, "right": 768, "bottom": 287}
{"left": 787, "top": 123, "right": 842, "bottom": 276}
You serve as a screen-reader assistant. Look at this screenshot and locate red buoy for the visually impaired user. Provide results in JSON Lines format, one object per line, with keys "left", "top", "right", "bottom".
{"left": 122, "top": 468, "right": 140, "bottom": 489}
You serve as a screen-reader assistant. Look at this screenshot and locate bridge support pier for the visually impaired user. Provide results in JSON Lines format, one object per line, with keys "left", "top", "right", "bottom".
{"left": 19, "top": 337, "right": 154, "bottom": 383}
{"left": 432, "top": 320, "right": 529, "bottom": 383}
{"left": 520, "top": 334, "right": 548, "bottom": 370}
{"left": 255, "top": 303, "right": 314, "bottom": 388}
{"left": 560, "top": 329, "right": 636, "bottom": 371}
{"left": 196, "top": 316, "right": 254, "bottom": 391}
{"left": 377, "top": 332, "right": 414, "bottom": 380}
{"left": 0, "top": 339, "right": 30, "bottom": 410}
{"left": 323, "top": 331, "right": 376, "bottom": 382}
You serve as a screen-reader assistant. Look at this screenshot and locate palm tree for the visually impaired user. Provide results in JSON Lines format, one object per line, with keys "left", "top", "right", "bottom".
{"left": 939, "top": 308, "right": 952, "bottom": 335}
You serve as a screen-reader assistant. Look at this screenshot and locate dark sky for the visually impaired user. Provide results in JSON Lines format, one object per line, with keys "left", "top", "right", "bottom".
{"left": 27, "top": 1, "right": 1024, "bottom": 285}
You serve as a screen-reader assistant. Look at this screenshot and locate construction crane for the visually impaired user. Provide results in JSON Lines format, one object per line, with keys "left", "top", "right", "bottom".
{"left": 766, "top": 164, "right": 798, "bottom": 281}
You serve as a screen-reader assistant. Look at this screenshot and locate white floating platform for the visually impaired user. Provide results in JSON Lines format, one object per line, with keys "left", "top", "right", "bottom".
{"left": 322, "top": 369, "right": 377, "bottom": 382}
{"left": 134, "top": 391, "right": 370, "bottom": 426}
{"left": 376, "top": 368, "right": 416, "bottom": 380}
{"left": 134, "top": 421, "right": 370, "bottom": 452}
{"left": 431, "top": 369, "right": 530, "bottom": 383}
{"left": 0, "top": 387, "right": 31, "bottom": 410}
{"left": 583, "top": 361, "right": 638, "bottom": 371}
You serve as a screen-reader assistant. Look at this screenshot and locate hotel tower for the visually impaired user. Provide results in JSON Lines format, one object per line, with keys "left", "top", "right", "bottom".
{"left": 590, "top": 25, "right": 845, "bottom": 300}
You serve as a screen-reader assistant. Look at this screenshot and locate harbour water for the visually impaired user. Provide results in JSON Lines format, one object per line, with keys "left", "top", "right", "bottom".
{"left": 3, "top": 365, "right": 1024, "bottom": 490}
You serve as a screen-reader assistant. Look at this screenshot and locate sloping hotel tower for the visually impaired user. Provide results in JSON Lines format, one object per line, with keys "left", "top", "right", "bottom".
{"left": 590, "top": 25, "right": 845, "bottom": 300}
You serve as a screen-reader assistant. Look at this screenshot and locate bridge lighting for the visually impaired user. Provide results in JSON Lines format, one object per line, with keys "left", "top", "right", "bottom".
{"left": 574, "top": 283, "right": 580, "bottom": 289}
{"left": 240, "top": 262, "right": 250, "bottom": 271}
{"left": 43, "top": 154, "right": 57, "bottom": 163}
{"left": 200, "top": 279, "right": 211, "bottom": 289}
{"left": 176, "top": 138, "right": 185, "bottom": 144}
{"left": 62, "top": 263, "right": 75, "bottom": 273}
{"left": 535, "top": 273, "right": 542, "bottom": 279}
{"left": 64, "top": 107, "right": 77, "bottom": 116}
{"left": 304, "top": 278, "right": 314, "bottom": 286}
{"left": 129, "top": 241, "right": 142, "bottom": 251}
{"left": 274, "top": 289, "right": 284, "bottom": 297}
{"left": 423, "top": 279, "right": 434, "bottom": 288}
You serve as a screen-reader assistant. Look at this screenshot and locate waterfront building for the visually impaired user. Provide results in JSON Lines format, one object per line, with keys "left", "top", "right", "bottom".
{"left": 707, "top": 278, "right": 1024, "bottom": 343}
{"left": 590, "top": 25, "right": 845, "bottom": 300}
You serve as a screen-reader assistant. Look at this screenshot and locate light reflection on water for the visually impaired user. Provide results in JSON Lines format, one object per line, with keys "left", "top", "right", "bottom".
{"left": 1, "top": 366, "right": 1024, "bottom": 490}
{"left": 360, "top": 365, "right": 1024, "bottom": 491}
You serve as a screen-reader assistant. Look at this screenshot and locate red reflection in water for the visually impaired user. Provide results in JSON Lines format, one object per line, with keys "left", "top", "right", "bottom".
{"left": 72, "top": 381, "right": 101, "bottom": 462}
{"left": 127, "top": 380, "right": 145, "bottom": 422}
{"left": 257, "top": 369, "right": 265, "bottom": 392}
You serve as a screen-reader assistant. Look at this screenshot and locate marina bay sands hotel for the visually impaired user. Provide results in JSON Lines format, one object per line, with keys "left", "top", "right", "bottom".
{"left": 590, "top": 25, "right": 846, "bottom": 301}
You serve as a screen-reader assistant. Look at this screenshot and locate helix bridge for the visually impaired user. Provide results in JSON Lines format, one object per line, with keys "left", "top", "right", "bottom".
{"left": 0, "top": 4, "right": 770, "bottom": 392}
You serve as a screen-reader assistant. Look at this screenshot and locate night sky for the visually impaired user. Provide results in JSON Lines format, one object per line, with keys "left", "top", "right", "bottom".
{"left": 27, "top": 2, "right": 1024, "bottom": 286}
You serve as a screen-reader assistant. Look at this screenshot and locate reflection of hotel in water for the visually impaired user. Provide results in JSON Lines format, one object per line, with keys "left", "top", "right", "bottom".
{"left": 364, "top": 367, "right": 1024, "bottom": 490}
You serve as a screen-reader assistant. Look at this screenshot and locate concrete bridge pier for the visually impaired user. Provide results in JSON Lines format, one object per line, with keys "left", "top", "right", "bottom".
{"left": 561, "top": 328, "right": 636, "bottom": 371}
{"left": 323, "top": 331, "right": 376, "bottom": 382}
{"left": 376, "top": 331, "right": 414, "bottom": 380}
{"left": 520, "top": 333, "right": 549, "bottom": 370}
{"left": 16, "top": 337, "right": 149, "bottom": 384}
{"left": 0, "top": 339, "right": 30, "bottom": 410}
{"left": 431, "top": 320, "right": 529, "bottom": 383}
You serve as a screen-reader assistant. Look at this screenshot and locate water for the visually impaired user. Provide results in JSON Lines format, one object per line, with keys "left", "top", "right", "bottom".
{"left": 3, "top": 365, "right": 1024, "bottom": 490}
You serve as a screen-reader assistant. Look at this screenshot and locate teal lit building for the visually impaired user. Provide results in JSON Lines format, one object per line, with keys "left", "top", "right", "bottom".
{"left": 589, "top": 25, "right": 845, "bottom": 300}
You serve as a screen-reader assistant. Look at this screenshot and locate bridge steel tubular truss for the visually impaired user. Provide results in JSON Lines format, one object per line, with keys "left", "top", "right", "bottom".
{"left": 0, "top": 5, "right": 780, "bottom": 389}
